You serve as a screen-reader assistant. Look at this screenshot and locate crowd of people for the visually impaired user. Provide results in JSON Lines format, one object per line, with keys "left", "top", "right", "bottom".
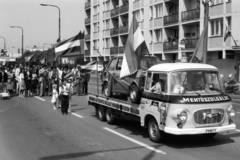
{"left": 0, "top": 64, "right": 90, "bottom": 115}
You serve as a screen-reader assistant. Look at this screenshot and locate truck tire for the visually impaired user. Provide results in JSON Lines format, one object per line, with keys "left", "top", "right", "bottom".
{"left": 95, "top": 106, "right": 98, "bottom": 118}
{"left": 98, "top": 106, "right": 106, "bottom": 121}
{"left": 148, "top": 118, "right": 165, "bottom": 143}
{"left": 130, "top": 84, "right": 140, "bottom": 103}
{"left": 103, "top": 82, "right": 112, "bottom": 97}
{"left": 106, "top": 108, "right": 115, "bottom": 124}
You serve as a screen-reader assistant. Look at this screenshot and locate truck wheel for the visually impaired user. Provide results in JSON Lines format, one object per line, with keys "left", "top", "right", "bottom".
{"left": 130, "top": 84, "right": 140, "bottom": 103}
{"left": 202, "top": 133, "right": 216, "bottom": 139}
{"left": 95, "top": 106, "right": 99, "bottom": 118}
{"left": 98, "top": 106, "right": 106, "bottom": 121}
{"left": 148, "top": 118, "right": 165, "bottom": 143}
{"left": 103, "top": 82, "right": 112, "bottom": 97}
{"left": 106, "top": 108, "right": 115, "bottom": 124}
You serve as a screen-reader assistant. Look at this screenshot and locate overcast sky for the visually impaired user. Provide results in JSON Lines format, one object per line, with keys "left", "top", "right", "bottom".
{"left": 0, "top": 0, "right": 84, "bottom": 50}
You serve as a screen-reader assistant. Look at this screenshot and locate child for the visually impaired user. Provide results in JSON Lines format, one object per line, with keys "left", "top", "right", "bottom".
{"left": 58, "top": 82, "right": 62, "bottom": 108}
{"left": 51, "top": 84, "right": 58, "bottom": 110}
{"left": 67, "top": 77, "right": 74, "bottom": 108}
{"left": 60, "top": 80, "right": 70, "bottom": 115}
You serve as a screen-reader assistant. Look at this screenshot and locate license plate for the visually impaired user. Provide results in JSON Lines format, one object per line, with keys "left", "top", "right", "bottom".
{"left": 205, "top": 128, "right": 217, "bottom": 133}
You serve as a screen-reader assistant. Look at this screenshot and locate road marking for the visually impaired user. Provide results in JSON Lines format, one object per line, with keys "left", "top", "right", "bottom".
{"left": 34, "top": 96, "right": 46, "bottom": 101}
{"left": 103, "top": 127, "right": 166, "bottom": 155}
{"left": 68, "top": 110, "right": 83, "bottom": 118}
{"left": 236, "top": 129, "right": 240, "bottom": 132}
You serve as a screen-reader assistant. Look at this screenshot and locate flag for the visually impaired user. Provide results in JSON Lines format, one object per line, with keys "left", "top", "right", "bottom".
{"left": 25, "top": 54, "right": 35, "bottom": 62}
{"left": 190, "top": 15, "right": 208, "bottom": 63}
{"left": 120, "top": 16, "right": 145, "bottom": 84}
{"left": 55, "top": 31, "right": 82, "bottom": 58}
{"left": 224, "top": 25, "right": 231, "bottom": 42}
{"left": 40, "top": 58, "right": 45, "bottom": 64}
{"left": 80, "top": 61, "right": 103, "bottom": 74}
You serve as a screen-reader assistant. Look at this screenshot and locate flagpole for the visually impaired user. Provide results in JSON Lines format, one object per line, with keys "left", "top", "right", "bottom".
{"left": 203, "top": 0, "right": 210, "bottom": 64}
{"left": 231, "top": 35, "right": 238, "bottom": 47}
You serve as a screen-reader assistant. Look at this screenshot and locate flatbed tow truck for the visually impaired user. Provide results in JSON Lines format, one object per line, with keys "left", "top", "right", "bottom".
{"left": 88, "top": 63, "right": 237, "bottom": 143}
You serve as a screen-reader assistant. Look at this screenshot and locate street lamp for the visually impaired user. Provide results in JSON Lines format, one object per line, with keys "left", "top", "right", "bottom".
{"left": 40, "top": 4, "right": 61, "bottom": 42}
{"left": 10, "top": 26, "right": 24, "bottom": 55}
{"left": 0, "top": 36, "right": 6, "bottom": 50}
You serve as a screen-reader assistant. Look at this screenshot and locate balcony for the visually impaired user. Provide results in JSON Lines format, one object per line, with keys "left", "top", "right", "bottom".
{"left": 163, "top": 41, "right": 178, "bottom": 51}
{"left": 164, "top": 14, "right": 179, "bottom": 25}
{"left": 85, "top": 34, "right": 91, "bottom": 41}
{"left": 120, "top": 5, "right": 129, "bottom": 14}
{"left": 110, "top": 28, "right": 119, "bottom": 36}
{"left": 85, "top": 50, "right": 90, "bottom": 56}
{"left": 110, "top": 47, "right": 119, "bottom": 55}
{"left": 93, "top": 0, "right": 99, "bottom": 6}
{"left": 119, "top": 26, "right": 128, "bottom": 34}
{"left": 119, "top": 46, "right": 125, "bottom": 53}
{"left": 133, "top": 0, "right": 140, "bottom": 10}
{"left": 85, "top": 1, "right": 91, "bottom": 9}
{"left": 182, "top": 9, "right": 200, "bottom": 22}
{"left": 93, "top": 14, "right": 99, "bottom": 22}
{"left": 85, "top": 18, "right": 91, "bottom": 25}
{"left": 182, "top": 38, "right": 199, "bottom": 49}
{"left": 111, "top": 7, "right": 120, "bottom": 17}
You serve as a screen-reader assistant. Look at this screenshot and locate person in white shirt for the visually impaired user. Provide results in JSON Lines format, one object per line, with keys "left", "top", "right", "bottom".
{"left": 60, "top": 80, "right": 70, "bottom": 115}
{"left": 51, "top": 84, "right": 59, "bottom": 110}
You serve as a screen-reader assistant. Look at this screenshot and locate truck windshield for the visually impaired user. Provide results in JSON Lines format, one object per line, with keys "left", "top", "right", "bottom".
{"left": 170, "top": 70, "right": 222, "bottom": 95}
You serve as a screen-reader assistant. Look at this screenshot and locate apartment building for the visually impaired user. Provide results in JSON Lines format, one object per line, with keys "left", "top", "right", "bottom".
{"left": 84, "top": 0, "right": 240, "bottom": 82}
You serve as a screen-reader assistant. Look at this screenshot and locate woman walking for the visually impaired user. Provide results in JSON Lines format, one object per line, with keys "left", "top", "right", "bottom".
{"left": 19, "top": 69, "right": 26, "bottom": 98}
{"left": 6, "top": 68, "right": 15, "bottom": 96}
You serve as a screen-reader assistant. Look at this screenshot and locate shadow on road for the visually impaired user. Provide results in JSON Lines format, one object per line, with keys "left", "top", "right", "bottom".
{"left": 39, "top": 145, "right": 164, "bottom": 160}
{"left": 164, "top": 133, "right": 235, "bottom": 149}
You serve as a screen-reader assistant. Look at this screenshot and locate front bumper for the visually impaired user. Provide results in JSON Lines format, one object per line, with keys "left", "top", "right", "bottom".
{"left": 164, "top": 124, "right": 236, "bottom": 135}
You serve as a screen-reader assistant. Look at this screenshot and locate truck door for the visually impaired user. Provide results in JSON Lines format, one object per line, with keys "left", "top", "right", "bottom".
{"left": 142, "top": 72, "right": 168, "bottom": 125}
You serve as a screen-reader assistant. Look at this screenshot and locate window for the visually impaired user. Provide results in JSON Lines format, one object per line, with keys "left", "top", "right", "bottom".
{"left": 107, "top": 58, "right": 118, "bottom": 70}
{"left": 227, "top": 17, "right": 232, "bottom": 30}
{"left": 150, "top": 30, "right": 153, "bottom": 43}
{"left": 145, "top": 72, "right": 167, "bottom": 93}
{"left": 106, "top": 38, "right": 110, "bottom": 48}
{"left": 150, "top": 6, "right": 153, "bottom": 19}
{"left": 155, "top": 4, "right": 163, "bottom": 18}
{"left": 93, "top": 5, "right": 99, "bottom": 15}
{"left": 105, "top": 1, "right": 110, "bottom": 11}
{"left": 105, "top": 19, "right": 110, "bottom": 29}
{"left": 141, "top": 9, "right": 144, "bottom": 21}
{"left": 155, "top": 29, "right": 162, "bottom": 43}
{"left": 93, "top": 22, "right": 99, "bottom": 32}
{"left": 170, "top": 71, "right": 222, "bottom": 94}
{"left": 93, "top": 40, "right": 98, "bottom": 49}
{"left": 210, "top": 18, "right": 223, "bottom": 36}
{"left": 212, "top": 0, "right": 223, "bottom": 5}
{"left": 116, "top": 58, "right": 123, "bottom": 70}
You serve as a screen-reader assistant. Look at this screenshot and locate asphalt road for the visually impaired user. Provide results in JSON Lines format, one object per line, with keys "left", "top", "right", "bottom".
{"left": 0, "top": 79, "right": 239, "bottom": 160}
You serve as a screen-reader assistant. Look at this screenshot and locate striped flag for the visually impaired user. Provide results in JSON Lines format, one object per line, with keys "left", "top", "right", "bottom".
{"left": 25, "top": 54, "right": 35, "bottom": 62}
{"left": 55, "top": 31, "right": 82, "bottom": 58}
{"left": 120, "top": 16, "right": 145, "bottom": 84}
{"left": 80, "top": 61, "right": 104, "bottom": 74}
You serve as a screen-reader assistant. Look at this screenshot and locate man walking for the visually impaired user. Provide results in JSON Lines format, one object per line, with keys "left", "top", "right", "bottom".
{"left": 82, "top": 73, "right": 90, "bottom": 95}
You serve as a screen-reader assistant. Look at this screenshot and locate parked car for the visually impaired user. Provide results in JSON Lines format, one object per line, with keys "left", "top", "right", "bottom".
{"left": 102, "top": 55, "right": 161, "bottom": 103}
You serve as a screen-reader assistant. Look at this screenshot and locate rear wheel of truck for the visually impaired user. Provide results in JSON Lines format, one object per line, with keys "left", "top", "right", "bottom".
{"left": 103, "top": 82, "right": 112, "bottom": 97}
{"left": 95, "top": 105, "right": 98, "bottom": 118}
{"left": 106, "top": 108, "right": 115, "bottom": 124}
{"left": 130, "top": 84, "right": 140, "bottom": 103}
{"left": 148, "top": 118, "right": 165, "bottom": 143}
{"left": 98, "top": 106, "right": 106, "bottom": 121}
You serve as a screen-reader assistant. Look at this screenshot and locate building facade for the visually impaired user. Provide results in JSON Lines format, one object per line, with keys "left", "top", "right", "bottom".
{"left": 84, "top": 0, "right": 240, "bottom": 82}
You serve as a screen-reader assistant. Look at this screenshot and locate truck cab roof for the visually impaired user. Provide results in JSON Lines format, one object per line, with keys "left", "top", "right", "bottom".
{"left": 148, "top": 63, "right": 218, "bottom": 72}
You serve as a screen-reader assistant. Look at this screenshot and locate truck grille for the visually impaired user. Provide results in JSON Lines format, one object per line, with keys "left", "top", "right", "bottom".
{"left": 194, "top": 109, "right": 224, "bottom": 125}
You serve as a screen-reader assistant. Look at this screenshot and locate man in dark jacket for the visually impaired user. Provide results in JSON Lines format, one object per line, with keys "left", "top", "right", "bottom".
{"left": 0, "top": 67, "right": 8, "bottom": 92}
{"left": 82, "top": 73, "right": 90, "bottom": 95}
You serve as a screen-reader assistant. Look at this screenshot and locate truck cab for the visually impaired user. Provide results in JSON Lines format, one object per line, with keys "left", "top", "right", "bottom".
{"left": 141, "top": 63, "right": 236, "bottom": 142}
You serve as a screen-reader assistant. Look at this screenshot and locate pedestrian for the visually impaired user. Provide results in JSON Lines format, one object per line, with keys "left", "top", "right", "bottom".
{"left": 75, "top": 66, "right": 83, "bottom": 96}
{"left": 66, "top": 77, "right": 74, "bottom": 108}
{"left": 60, "top": 80, "right": 70, "bottom": 115}
{"left": 19, "top": 69, "right": 26, "bottom": 98}
{"left": 48, "top": 67, "right": 53, "bottom": 96}
{"left": 25, "top": 66, "right": 32, "bottom": 97}
{"left": 82, "top": 73, "right": 90, "bottom": 95}
{"left": 6, "top": 68, "right": 15, "bottom": 96}
{"left": 39, "top": 66, "right": 47, "bottom": 97}
{"left": 0, "top": 67, "right": 8, "bottom": 94}
{"left": 51, "top": 84, "right": 59, "bottom": 110}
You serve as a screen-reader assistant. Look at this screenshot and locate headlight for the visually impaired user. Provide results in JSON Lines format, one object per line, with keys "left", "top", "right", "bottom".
{"left": 227, "top": 106, "right": 236, "bottom": 117}
{"left": 177, "top": 110, "right": 188, "bottom": 122}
